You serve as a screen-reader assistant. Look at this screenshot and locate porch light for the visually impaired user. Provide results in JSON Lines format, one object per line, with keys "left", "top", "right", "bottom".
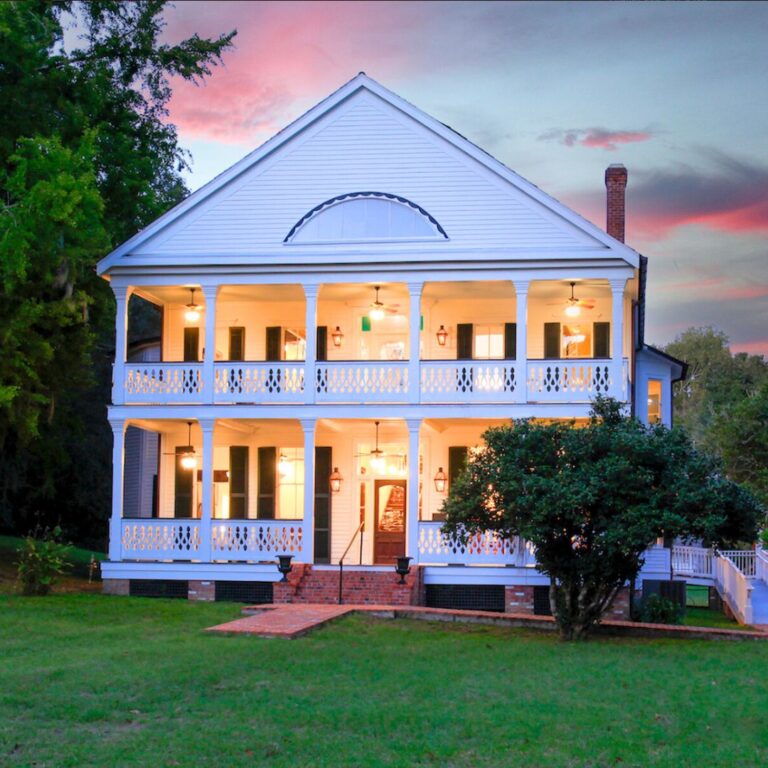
{"left": 433, "top": 467, "right": 447, "bottom": 493}
{"left": 329, "top": 467, "right": 343, "bottom": 493}
{"left": 178, "top": 421, "right": 197, "bottom": 470}
{"left": 184, "top": 288, "right": 202, "bottom": 323}
{"left": 436, "top": 325, "right": 448, "bottom": 346}
{"left": 331, "top": 326, "right": 344, "bottom": 347}
{"left": 369, "top": 286, "right": 386, "bottom": 321}
{"left": 564, "top": 281, "right": 581, "bottom": 318}
{"left": 395, "top": 556, "right": 412, "bottom": 584}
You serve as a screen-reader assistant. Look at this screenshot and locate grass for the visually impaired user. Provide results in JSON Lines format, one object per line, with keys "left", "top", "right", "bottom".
{"left": 2, "top": 594, "right": 768, "bottom": 767}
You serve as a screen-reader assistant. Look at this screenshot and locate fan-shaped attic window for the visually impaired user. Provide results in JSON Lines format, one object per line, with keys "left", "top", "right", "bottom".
{"left": 285, "top": 192, "right": 447, "bottom": 244}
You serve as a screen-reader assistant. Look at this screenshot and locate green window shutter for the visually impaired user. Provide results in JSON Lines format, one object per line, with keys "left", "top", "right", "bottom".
{"left": 229, "top": 446, "right": 249, "bottom": 519}
{"left": 448, "top": 446, "right": 469, "bottom": 490}
{"left": 504, "top": 322, "right": 517, "bottom": 360}
{"left": 174, "top": 449, "right": 193, "bottom": 518}
{"left": 314, "top": 446, "right": 332, "bottom": 564}
{"left": 593, "top": 322, "right": 610, "bottom": 359}
{"left": 457, "top": 324, "right": 473, "bottom": 360}
{"left": 544, "top": 322, "right": 561, "bottom": 359}
{"left": 228, "top": 327, "right": 245, "bottom": 361}
{"left": 265, "top": 327, "right": 282, "bottom": 362}
{"left": 257, "top": 447, "right": 276, "bottom": 519}
{"left": 316, "top": 326, "right": 328, "bottom": 362}
{"left": 183, "top": 327, "right": 199, "bottom": 362}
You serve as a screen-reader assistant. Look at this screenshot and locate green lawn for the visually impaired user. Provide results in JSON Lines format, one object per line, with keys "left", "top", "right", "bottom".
{"left": 2, "top": 594, "right": 768, "bottom": 767}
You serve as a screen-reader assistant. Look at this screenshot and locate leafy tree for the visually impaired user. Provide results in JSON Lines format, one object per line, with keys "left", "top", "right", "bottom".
{"left": 0, "top": 1, "right": 235, "bottom": 541}
{"left": 442, "top": 398, "right": 762, "bottom": 640}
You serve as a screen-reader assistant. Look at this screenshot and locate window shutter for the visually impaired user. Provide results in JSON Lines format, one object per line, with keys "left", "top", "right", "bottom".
{"left": 504, "top": 322, "right": 517, "bottom": 360}
{"left": 448, "top": 446, "right": 469, "bottom": 490}
{"left": 316, "top": 326, "right": 328, "bottom": 362}
{"left": 314, "top": 446, "right": 332, "bottom": 563}
{"left": 544, "top": 322, "right": 561, "bottom": 359}
{"left": 229, "top": 327, "right": 245, "bottom": 361}
{"left": 457, "top": 324, "right": 473, "bottom": 360}
{"left": 183, "top": 327, "right": 199, "bottom": 362}
{"left": 265, "top": 327, "right": 282, "bottom": 361}
{"left": 174, "top": 449, "right": 193, "bottom": 518}
{"left": 229, "top": 446, "right": 249, "bottom": 519}
{"left": 593, "top": 322, "right": 610, "bottom": 358}
{"left": 257, "top": 447, "right": 276, "bottom": 519}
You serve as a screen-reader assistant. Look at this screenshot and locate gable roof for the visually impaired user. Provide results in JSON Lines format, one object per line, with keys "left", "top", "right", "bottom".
{"left": 98, "top": 73, "right": 640, "bottom": 275}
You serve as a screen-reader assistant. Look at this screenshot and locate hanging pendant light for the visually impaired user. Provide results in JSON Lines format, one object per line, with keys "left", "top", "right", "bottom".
{"left": 564, "top": 282, "right": 581, "bottom": 318}
{"left": 370, "top": 421, "right": 386, "bottom": 472}
{"left": 331, "top": 326, "right": 344, "bottom": 347}
{"left": 178, "top": 421, "right": 197, "bottom": 470}
{"left": 369, "top": 286, "right": 386, "bottom": 321}
{"left": 329, "top": 467, "right": 343, "bottom": 493}
{"left": 436, "top": 325, "right": 448, "bottom": 346}
{"left": 433, "top": 467, "right": 447, "bottom": 493}
{"left": 184, "top": 288, "right": 202, "bottom": 323}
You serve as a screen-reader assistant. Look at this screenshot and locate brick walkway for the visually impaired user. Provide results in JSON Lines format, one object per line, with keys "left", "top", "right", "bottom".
{"left": 206, "top": 603, "right": 768, "bottom": 640}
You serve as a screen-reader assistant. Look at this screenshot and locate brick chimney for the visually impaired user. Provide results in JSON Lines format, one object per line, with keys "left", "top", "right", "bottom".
{"left": 605, "top": 163, "right": 628, "bottom": 242}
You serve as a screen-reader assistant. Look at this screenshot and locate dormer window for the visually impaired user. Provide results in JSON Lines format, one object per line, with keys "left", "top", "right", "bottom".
{"left": 284, "top": 192, "right": 447, "bottom": 244}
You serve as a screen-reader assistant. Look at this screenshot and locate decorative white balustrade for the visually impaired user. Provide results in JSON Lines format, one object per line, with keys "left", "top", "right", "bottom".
{"left": 121, "top": 519, "right": 201, "bottom": 560}
{"left": 420, "top": 361, "right": 517, "bottom": 403}
{"left": 715, "top": 554, "right": 754, "bottom": 624}
{"left": 314, "top": 361, "right": 409, "bottom": 402}
{"left": 211, "top": 520, "right": 305, "bottom": 560}
{"left": 124, "top": 363, "right": 203, "bottom": 402}
{"left": 215, "top": 363, "right": 304, "bottom": 403}
{"left": 671, "top": 545, "right": 714, "bottom": 579}
{"left": 719, "top": 549, "right": 757, "bottom": 577}
{"left": 417, "top": 521, "right": 535, "bottom": 566}
{"left": 527, "top": 359, "right": 626, "bottom": 403}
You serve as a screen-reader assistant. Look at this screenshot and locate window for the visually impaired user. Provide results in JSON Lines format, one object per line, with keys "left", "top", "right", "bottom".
{"left": 648, "top": 379, "right": 662, "bottom": 424}
{"left": 228, "top": 327, "right": 245, "bottom": 361}
{"left": 283, "top": 329, "right": 306, "bottom": 361}
{"left": 277, "top": 448, "right": 304, "bottom": 519}
{"left": 562, "top": 324, "right": 591, "bottom": 358}
{"left": 473, "top": 324, "right": 504, "bottom": 360}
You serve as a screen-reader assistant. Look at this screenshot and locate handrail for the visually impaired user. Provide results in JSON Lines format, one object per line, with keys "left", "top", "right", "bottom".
{"left": 338, "top": 520, "right": 366, "bottom": 605}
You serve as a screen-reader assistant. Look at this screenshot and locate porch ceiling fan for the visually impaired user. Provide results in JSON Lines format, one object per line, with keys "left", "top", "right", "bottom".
{"left": 547, "top": 281, "right": 596, "bottom": 317}
{"left": 163, "top": 421, "right": 198, "bottom": 470}
{"left": 368, "top": 285, "right": 401, "bottom": 320}
{"left": 355, "top": 421, "right": 406, "bottom": 472}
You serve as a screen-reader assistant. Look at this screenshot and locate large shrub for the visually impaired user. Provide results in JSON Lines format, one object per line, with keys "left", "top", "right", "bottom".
{"left": 16, "top": 526, "right": 71, "bottom": 596}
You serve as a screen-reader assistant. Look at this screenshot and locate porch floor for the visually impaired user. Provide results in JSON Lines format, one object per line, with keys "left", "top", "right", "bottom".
{"left": 205, "top": 603, "right": 768, "bottom": 641}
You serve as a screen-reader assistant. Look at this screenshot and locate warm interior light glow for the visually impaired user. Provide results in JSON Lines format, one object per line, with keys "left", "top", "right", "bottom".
{"left": 564, "top": 304, "right": 581, "bottom": 318}
{"left": 278, "top": 453, "right": 292, "bottom": 478}
{"left": 369, "top": 306, "right": 385, "bottom": 321}
{"left": 184, "top": 307, "right": 201, "bottom": 323}
{"left": 180, "top": 452, "right": 197, "bottom": 470}
{"left": 370, "top": 455, "right": 386, "bottom": 472}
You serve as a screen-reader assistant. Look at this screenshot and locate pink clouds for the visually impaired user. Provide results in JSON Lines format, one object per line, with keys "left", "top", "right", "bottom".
{"left": 539, "top": 127, "right": 654, "bottom": 151}
{"left": 161, "top": 1, "right": 425, "bottom": 144}
{"left": 731, "top": 339, "right": 768, "bottom": 356}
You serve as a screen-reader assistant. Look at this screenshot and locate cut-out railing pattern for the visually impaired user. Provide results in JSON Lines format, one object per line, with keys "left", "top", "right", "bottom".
{"left": 215, "top": 363, "right": 304, "bottom": 403}
{"left": 121, "top": 520, "right": 201, "bottom": 560}
{"left": 211, "top": 520, "right": 305, "bottom": 560}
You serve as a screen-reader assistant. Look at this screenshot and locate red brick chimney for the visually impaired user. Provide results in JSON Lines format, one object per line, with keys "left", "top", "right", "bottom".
{"left": 605, "top": 163, "right": 628, "bottom": 243}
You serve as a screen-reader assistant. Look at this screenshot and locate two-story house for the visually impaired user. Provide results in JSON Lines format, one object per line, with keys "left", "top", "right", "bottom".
{"left": 98, "top": 74, "right": 684, "bottom": 610}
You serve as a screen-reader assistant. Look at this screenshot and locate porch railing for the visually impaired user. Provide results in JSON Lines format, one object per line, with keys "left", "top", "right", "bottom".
{"left": 214, "top": 362, "right": 304, "bottom": 403}
{"left": 210, "top": 519, "right": 305, "bottom": 561}
{"left": 124, "top": 363, "right": 203, "bottom": 403}
{"left": 671, "top": 545, "right": 714, "bottom": 579}
{"left": 121, "top": 519, "right": 201, "bottom": 560}
{"left": 527, "top": 359, "right": 627, "bottom": 403}
{"left": 715, "top": 552, "right": 754, "bottom": 624}
{"left": 718, "top": 549, "right": 756, "bottom": 577}
{"left": 416, "top": 521, "right": 534, "bottom": 566}
{"left": 314, "top": 361, "right": 409, "bottom": 403}
{"left": 420, "top": 361, "right": 517, "bottom": 403}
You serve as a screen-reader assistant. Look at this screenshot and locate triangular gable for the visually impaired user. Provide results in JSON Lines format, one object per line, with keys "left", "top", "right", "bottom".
{"left": 98, "top": 74, "right": 639, "bottom": 274}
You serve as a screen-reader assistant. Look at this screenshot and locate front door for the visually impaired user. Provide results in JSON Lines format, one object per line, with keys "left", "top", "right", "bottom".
{"left": 374, "top": 480, "right": 406, "bottom": 564}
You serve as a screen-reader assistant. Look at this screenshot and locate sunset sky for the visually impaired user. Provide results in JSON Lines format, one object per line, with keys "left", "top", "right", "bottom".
{"left": 156, "top": 1, "right": 767, "bottom": 355}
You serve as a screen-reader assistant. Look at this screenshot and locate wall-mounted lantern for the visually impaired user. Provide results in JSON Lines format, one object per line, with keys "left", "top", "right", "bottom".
{"left": 433, "top": 467, "right": 447, "bottom": 493}
{"left": 329, "top": 467, "right": 343, "bottom": 493}
{"left": 436, "top": 325, "right": 448, "bottom": 347}
{"left": 331, "top": 326, "right": 344, "bottom": 347}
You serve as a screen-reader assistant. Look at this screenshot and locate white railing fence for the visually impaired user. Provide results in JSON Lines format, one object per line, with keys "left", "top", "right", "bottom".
{"left": 211, "top": 520, "right": 305, "bottom": 561}
{"left": 718, "top": 549, "right": 756, "bottom": 577}
{"left": 416, "top": 521, "right": 535, "bottom": 566}
{"left": 420, "top": 362, "right": 517, "bottom": 403}
{"left": 314, "top": 362, "right": 409, "bottom": 403}
{"left": 124, "top": 363, "right": 203, "bottom": 402}
{"left": 756, "top": 548, "right": 768, "bottom": 583}
{"left": 715, "top": 554, "right": 754, "bottom": 625}
{"left": 214, "top": 363, "right": 304, "bottom": 403}
{"left": 121, "top": 519, "right": 201, "bottom": 560}
{"left": 671, "top": 545, "right": 714, "bottom": 579}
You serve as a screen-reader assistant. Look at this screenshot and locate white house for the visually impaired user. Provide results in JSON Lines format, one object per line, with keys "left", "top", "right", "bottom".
{"left": 98, "top": 74, "right": 687, "bottom": 611}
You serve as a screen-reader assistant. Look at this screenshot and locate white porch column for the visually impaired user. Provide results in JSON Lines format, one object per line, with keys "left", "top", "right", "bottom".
{"left": 304, "top": 286, "right": 318, "bottom": 405}
{"left": 201, "top": 285, "right": 218, "bottom": 404}
{"left": 112, "top": 286, "right": 132, "bottom": 405}
{"left": 108, "top": 418, "right": 126, "bottom": 561}
{"left": 406, "top": 418, "right": 421, "bottom": 561}
{"left": 301, "top": 419, "right": 316, "bottom": 562}
{"left": 407, "top": 282, "right": 424, "bottom": 404}
{"left": 610, "top": 279, "right": 627, "bottom": 398}
{"left": 199, "top": 419, "right": 215, "bottom": 562}
{"left": 513, "top": 280, "right": 529, "bottom": 403}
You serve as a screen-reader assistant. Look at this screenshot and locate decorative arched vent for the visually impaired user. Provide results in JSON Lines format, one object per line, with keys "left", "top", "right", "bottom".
{"left": 284, "top": 192, "right": 447, "bottom": 243}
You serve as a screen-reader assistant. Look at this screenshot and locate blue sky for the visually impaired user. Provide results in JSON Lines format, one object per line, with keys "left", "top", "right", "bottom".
{"left": 160, "top": 1, "right": 768, "bottom": 354}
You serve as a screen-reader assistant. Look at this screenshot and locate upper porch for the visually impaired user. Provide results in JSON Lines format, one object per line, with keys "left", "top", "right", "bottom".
{"left": 113, "top": 277, "right": 634, "bottom": 409}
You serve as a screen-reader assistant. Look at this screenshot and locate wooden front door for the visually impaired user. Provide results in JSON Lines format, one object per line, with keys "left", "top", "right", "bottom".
{"left": 374, "top": 480, "right": 406, "bottom": 564}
